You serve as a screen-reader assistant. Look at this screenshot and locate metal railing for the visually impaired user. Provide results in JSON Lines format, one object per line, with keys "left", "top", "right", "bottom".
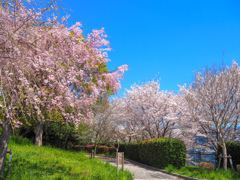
{"left": 186, "top": 151, "right": 216, "bottom": 167}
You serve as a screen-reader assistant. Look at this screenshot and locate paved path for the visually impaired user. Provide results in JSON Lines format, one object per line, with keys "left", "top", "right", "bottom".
{"left": 88, "top": 155, "right": 184, "bottom": 180}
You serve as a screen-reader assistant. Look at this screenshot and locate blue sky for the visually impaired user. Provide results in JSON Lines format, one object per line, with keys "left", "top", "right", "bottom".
{"left": 61, "top": 0, "right": 240, "bottom": 97}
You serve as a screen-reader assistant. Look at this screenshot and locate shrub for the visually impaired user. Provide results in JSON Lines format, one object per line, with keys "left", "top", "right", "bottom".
{"left": 118, "top": 138, "right": 186, "bottom": 169}
{"left": 114, "top": 143, "right": 126, "bottom": 152}
{"left": 236, "top": 164, "right": 240, "bottom": 172}
{"left": 74, "top": 145, "right": 86, "bottom": 151}
{"left": 97, "top": 145, "right": 109, "bottom": 154}
{"left": 124, "top": 143, "right": 140, "bottom": 161}
{"left": 78, "top": 145, "right": 117, "bottom": 155}
{"left": 114, "top": 143, "right": 140, "bottom": 161}
{"left": 18, "top": 121, "right": 81, "bottom": 150}
{"left": 199, "top": 162, "right": 214, "bottom": 171}
{"left": 85, "top": 145, "right": 95, "bottom": 152}
{"left": 139, "top": 138, "right": 186, "bottom": 169}
{"left": 108, "top": 146, "right": 118, "bottom": 154}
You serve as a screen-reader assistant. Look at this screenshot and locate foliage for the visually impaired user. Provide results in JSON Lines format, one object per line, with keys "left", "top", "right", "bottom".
{"left": 0, "top": 0, "right": 128, "bottom": 147}
{"left": 139, "top": 138, "right": 186, "bottom": 168}
{"left": 179, "top": 62, "right": 240, "bottom": 170}
{"left": 117, "top": 138, "right": 186, "bottom": 169}
{"left": 237, "top": 164, "right": 240, "bottom": 172}
{"left": 117, "top": 143, "right": 127, "bottom": 153}
{"left": 124, "top": 143, "right": 141, "bottom": 162}
{"left": 111, "top": 80, "right": 179, "bottom": 142}
{"left": 43, "top": 122, "right": 80, "bottom": 150}
{"left": 18, "top": 121, "right": 82, "bottom": 150}
{"left": 216, "top": 141, "right": 240, "bottom": 170}
{"left": 3, "top": 136, "right": 133, "bottom": 180}
{"left": 164, "top": 165, "right": 240, "bottom": 180}
{"left": 75, "top": 145, "right": 117, "bottom": 155}
{"left": 199, "top": 162, "right": 214, "bottom": 171}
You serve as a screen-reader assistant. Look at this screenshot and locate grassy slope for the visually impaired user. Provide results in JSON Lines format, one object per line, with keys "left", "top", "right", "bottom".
{"left": 3, "top": 136, "right": 133, "bottom": 180}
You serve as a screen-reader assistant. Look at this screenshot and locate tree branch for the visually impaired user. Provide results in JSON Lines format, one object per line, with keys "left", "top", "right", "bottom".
{"left": 45, "top": 119, "right": 65, "bottom": 123}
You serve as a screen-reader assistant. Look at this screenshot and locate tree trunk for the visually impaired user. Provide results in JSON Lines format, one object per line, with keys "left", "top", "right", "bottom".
{"left": 222, "top": 142, "right": 228, "bottom": 171}
{"left": 94, "top": 133, "right": 99, "bottom": 158}
{"left": 94, "top": 142, "right": 97, "bottom": 158}
{"left": 35, "top": 121, "right": 44, "bottom": 146}
{"left": 0, "top": 118, "right": 12, "bottom": 175}
{"left": 128, "top": 136, "right": 131, "bottom": 143}
{"left": 65, "top": 138, "right": 69, "bottom": 150}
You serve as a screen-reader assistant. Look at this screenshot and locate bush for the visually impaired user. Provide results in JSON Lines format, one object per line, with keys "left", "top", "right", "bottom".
{"left": 139, "top": 138, "right": 186, "bottom": 168}
{"left": 115, "top": 143, "right": 126, "bottom": 152}
{"left": 18, "top": 122, "right": 81, "bottom": 150}
{"left": 199, "top": 162, "right": 214, "bottom": 171}
{"left": 97, "top": 145, "right": 109, "bottom": 154}
{"left": 117, "top": 138, "right": 186, "bottom": 169}
{"left": 114, "top": 143, "right": 140, "bottom": 161}
{"left": 216, "top": 141, "right": 240, "bottom": 170}
{"left": 236, "top": 164, "right": 240, "bottom": 172}
{"left": 108, "top": 146, "right": 118, "bottom": 154}
{"left": 77, "top": 145, "right": 117, "bottom": 155}
{"left": 124, "top": 143, "right": 140, "bottom": 161}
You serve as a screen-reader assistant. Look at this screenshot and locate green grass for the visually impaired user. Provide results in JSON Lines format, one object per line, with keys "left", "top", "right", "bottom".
{"left": 164, "top": 164, "right": 240, "bottom": 180}
{"left": 3, "top": 136, "right": 133, "bottom": 180}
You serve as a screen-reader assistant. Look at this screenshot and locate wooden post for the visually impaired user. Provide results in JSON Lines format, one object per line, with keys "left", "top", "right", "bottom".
{"left": 8, "top": 149, "right": 12, "bottom": 172}
{"left": 218, "top": 154, "right": 234, "bottom": 171}
{"left": 198, "top": 151, "right": 202, "bottom": 163}
{"left": 228, "top": 155, "right": 234, "bottom": 171}
{"left": 116, "top": 151, "right": 124, "bottom": 174}
{"left": 91, "top": 149, "right": 94, "bottom": 159}
{"left": 116, "top": 149, "right": 118, "bottom": 175}
{"left": 122, "top": 152, "right": 124, "bottom": 172}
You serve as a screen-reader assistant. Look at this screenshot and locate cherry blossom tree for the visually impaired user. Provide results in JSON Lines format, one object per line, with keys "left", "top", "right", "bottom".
{"left": 178, "top": 61, "right": 240, "bottom": 170}
{"left": 0, "top": 0, "right": 128, "bottom": 173}
{"left": 113, "top": 80, "right": 179, "bottom": 142}
{"left": 84, "top": 101, "right": 119, "bottom": 156}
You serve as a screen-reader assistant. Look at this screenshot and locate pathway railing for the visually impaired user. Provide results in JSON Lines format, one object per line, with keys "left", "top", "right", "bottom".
{"left": 186, "top": 151, "right": 216, "bottom": 167}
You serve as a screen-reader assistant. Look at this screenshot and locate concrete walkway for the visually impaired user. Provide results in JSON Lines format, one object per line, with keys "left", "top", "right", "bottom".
{"left": 90, "top": 155, "right": 184, "bottom": 180}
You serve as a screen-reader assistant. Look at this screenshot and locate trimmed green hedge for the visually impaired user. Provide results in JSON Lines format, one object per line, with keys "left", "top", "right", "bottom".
{"left": 125, "top": 143, "right": 140, "bottom": 161}
{"left": 216, "top": 141, "right": 240, "bottom": 170}
{"left": 139, "top": 138, "right": 186, "bottom": 168}
{"left": 115, "top": 143, "right": 140, "bottom": 161}
{"left": 117, "top": 138, "right": 186, "bottom": 169}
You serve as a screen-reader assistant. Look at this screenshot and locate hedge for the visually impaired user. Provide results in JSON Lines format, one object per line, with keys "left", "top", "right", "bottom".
{"left": 139, "top": 138, "right": 186, "bottom": 168}
{"left": 116, "top": 138, "right": 186, "bottom": 169}
{"left": 125, "top": 143, "right": 141, "bottom": 161}
{"left": 74, "top": 145, "right": 117, "bottom": 154}
{"left": 216, "top": 141, "right": 240, "bottom": 170}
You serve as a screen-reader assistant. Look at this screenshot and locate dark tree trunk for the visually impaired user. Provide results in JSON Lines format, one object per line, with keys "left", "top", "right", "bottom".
{"left": 0, "top": 118, "right": 12, "bottom": 175}
{"left": 128, "top": 136, "right": 131, "bottom": 143}
{"left": 65, "top": 138, "right": 69, "bottom": 150}
{"left": 35, "top": 121, "right": 44, "bottom": 146}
